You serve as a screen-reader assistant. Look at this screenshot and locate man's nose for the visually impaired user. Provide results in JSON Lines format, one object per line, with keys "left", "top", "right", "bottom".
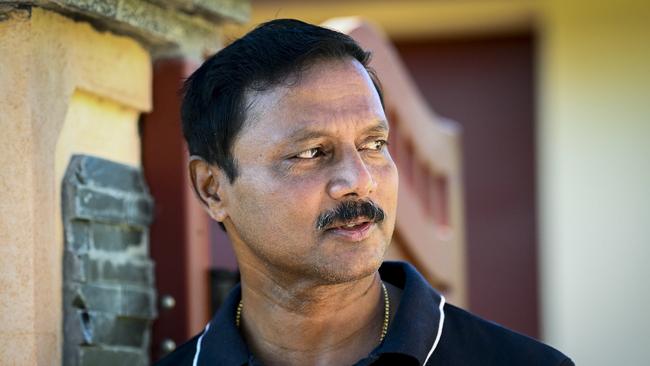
{"left": 327, "top": 150, "right": 378, "bottom": 200}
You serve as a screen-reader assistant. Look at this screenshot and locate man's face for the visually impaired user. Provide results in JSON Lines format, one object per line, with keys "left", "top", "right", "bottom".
{"left": 220, "top": 58, "right": 398, "bottom": 284}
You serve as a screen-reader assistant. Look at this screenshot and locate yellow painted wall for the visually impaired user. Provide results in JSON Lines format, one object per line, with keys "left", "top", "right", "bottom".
{"left": 56, "top": 91, "right": 141, "bottom": 178}
{"left": 538, "top": 1, "right": 650, "bottom": 364}
{"left": 226, "top": 0, "right": 536, "bottom": 40}
{"left": 0, "top": 8, "right": 150, "bottom": 365}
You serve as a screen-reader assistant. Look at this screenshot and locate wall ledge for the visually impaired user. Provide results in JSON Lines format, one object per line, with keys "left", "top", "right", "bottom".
{"left": 1, "top": 0, "right": 250, "bottom": 60}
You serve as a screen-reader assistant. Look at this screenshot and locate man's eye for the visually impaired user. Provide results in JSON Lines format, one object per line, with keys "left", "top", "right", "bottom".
{"left": 361, "top": 139, "right": 388, "bottom": 151}
{"left": 295, "top": 148, "right": 323, "bottom": 159}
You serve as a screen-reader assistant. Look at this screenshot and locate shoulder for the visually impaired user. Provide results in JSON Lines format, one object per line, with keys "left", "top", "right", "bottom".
{"left": 431, "top": 304, "right": 574, "bottom": 366}
{"left": 154, "top": 334, "right": 200, "bottom": 366}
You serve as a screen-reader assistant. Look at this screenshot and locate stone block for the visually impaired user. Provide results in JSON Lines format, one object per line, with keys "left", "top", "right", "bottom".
{"left": 109, "top": 316, "right": 150, "bottom": 349}
{"left": 74, "top": 186, "right": 124, "bottom": 221}
{"left": 78, "top": 346, "right": 147, "bottom": 366}
{"left": 91, "top": 222, "right": 144, "bottom": 252}
{"left": 77, "top": 285, "right": 122, "bottom": 315}
{"left": 64, "top": 251, "right": 88, "bottom": 283}
{"left": 62, "top": 306, "right": 87, "bottom": 354}
{"left": 70, "top": 310, "right": 150, "bottom": 348}
{"left": 87, "top": 312, "right": 150, "bottom": 348}
{"left": 75, "top": 154, "right": 148, "bottom": 193}
{"left": 86, "top": 258, "right": 154, "bottom": 286}
{"left": 121, "top": 287, "right": 157, "bottom": 319}
{"left": 76, "top": 284, "right": 156, "bottom": 319}
{"left": 71, "top": 186, "right": 153, "bottom": 227}
{"left": 66, "top": 219, "right": 91, "bottom": 252}
{"left": 124, "top": 195, "right": 154, "bottom": 226}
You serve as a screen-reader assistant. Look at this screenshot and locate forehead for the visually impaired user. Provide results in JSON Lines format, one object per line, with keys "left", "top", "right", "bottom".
{"left": 236, "top": 59, "right": 386, "bottom": 150}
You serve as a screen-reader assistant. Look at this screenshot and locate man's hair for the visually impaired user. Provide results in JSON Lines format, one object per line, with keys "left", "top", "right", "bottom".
{"left": 181, "top": 18, "right": 384, "bottom": 182}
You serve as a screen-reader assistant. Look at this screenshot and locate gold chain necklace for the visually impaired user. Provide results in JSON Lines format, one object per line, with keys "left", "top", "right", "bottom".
{"left": 236, "top": 282, "right": 391, "bottom": 342}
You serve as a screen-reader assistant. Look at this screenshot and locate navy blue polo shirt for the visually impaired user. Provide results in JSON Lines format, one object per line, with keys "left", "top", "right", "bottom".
{"left": 156, "top": 261, "right": 573, "bottom": 365}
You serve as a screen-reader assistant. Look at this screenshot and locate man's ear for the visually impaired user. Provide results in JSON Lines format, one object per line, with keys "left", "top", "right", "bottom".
{"left": 188, "top": 156, "right": 228, "bottom": 222}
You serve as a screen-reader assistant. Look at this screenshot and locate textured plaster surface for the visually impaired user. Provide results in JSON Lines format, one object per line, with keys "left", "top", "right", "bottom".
{"left": 0, "top": 9, "right": 38, "bottom": 366}
{"left": 0, "top": 7, "right": 150, "bottom": 365}
{"left": 1, "top": 0, "right": 248, "bottom": 59}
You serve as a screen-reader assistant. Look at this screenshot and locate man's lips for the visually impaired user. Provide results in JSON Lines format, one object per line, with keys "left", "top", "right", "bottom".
{"left": 325, "top": 220, "right": 374, "bottom": 242}
{"left": 325, "top": 218, "right": 371, "bottom": 230}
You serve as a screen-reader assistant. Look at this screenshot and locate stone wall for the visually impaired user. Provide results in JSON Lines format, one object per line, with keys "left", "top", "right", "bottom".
{"left": 61, "top": 155, "right": 155, "bottom": 366}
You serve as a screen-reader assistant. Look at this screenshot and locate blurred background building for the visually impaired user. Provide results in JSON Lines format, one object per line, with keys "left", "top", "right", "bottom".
{"left": 1, "top": 1, "right": 648, "bottom": 365}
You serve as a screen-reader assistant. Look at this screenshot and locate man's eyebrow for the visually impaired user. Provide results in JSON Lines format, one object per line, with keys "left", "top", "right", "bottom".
{"left": 284, "top": 129, "right": 330, "bottom": 143}
{"left": 363, "top": 120, "right": 389, "bottom": 135}
{"left": 282, "top": 120, "right": 389, "bottom": 145}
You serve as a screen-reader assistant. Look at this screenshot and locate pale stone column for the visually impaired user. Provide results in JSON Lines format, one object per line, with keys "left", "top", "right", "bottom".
{"left": 0, "top": 8, "right": 152, "bottom": 364}
{"left": 0, "top": 1, "right": 249, "bottom": 364}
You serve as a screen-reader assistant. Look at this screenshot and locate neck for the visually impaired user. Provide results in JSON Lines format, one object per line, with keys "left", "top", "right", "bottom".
{"left": 237, "top": 262, "right": 386, "bottom": 366}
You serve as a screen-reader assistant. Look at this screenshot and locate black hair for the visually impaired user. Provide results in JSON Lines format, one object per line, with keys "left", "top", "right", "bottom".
{"left": 181, "top": 18, "right": 384, "bottom": 182}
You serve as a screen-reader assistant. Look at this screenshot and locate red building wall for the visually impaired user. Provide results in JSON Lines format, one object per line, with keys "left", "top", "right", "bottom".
{"left": 396, "top": 34, "right": 539, "bottom": 338}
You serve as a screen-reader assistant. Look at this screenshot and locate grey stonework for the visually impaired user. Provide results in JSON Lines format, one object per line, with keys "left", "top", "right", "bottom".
{"left": 0, "top": 0, "right": 250, "bottom": 59}
{"left": 62, "top": 155, "right": 156, "bottom": 366}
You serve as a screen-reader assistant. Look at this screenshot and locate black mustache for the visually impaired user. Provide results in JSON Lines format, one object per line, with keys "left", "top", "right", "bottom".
{"left": 316, "top": 200, "right": 385, "bottom": 231}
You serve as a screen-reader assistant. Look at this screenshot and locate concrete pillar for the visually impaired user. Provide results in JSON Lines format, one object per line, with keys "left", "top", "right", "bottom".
{"left": 0, "top": 1, "right": 249, "bottom": 364}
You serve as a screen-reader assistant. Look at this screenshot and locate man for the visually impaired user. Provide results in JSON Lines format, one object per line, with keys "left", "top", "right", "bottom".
{"left": 157, "top": 19, "right": 573, "bottom": 366}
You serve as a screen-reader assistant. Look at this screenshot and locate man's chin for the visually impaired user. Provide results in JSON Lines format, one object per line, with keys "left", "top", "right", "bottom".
{"left": 308, "top": 253, "right": 384, "bottom": 285}
{"left": 308, "top": 231, "right": 390, "bottom": 284}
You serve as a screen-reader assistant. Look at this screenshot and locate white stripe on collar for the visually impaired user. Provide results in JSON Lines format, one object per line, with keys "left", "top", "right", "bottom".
{"left": 423, "top": 294, "right": 446, "bottom": 365}
{"left": 192, "top": 322, "right": 211, "bottom": 366}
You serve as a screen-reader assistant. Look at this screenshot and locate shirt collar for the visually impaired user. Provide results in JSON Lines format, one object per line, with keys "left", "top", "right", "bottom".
{"left": 196, "top": 284, "right": 249, "bottom": 365}
{"left": 369, "top": 261, "right": 445, "bottom": 365}
{"left": 194, "top": 261, "right": 445, "bottom": 366}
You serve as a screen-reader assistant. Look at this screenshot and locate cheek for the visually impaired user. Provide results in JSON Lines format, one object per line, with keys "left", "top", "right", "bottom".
{"left": 227, "top": 171, "right": 332, "bottom": 265}
{"left": 231, "top": 170, "right": 325, "bottom": 233}
{"left": 371, "top": 161, "right": 399, "bottom": 232}
{"left": 374, "top": 159, "right": 399, "bottom": 200}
